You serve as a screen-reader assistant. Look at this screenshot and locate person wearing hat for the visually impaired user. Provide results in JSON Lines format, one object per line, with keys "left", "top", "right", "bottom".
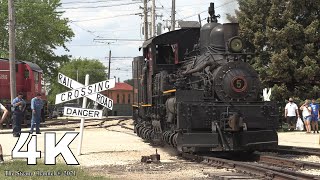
{"left": 0, "top": 102, "right": 9, "bottom": 163}
{"left": 285, "top": 97, "right": 300, "bottom": 131}
{"left": 30, "top": 93, "right": 44, "bottom": 134}
{"left": 12, "top": 92, "right": 26, "bottom": 137}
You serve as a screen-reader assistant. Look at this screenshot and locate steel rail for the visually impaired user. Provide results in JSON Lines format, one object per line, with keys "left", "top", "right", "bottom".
{"left": 182, "top": 152, "right": 320, "bottom": 180}
{"left": 268, "top": 146, "right": 320, "bottom": 156}
{"left": 258, "top": 155, "right": 320, "bottom": 170}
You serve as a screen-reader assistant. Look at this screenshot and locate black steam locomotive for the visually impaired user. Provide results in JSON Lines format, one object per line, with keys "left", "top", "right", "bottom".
{"left": 132, "top": 3, "right": 278, "bottom": 152}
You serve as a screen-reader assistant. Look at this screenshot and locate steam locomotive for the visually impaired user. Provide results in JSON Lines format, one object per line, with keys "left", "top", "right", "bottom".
{"left": 0, "top": 58, "right": 46, "bottom": 125}
{"left": 132, "top": 3, "right": 278, "bottom": 152}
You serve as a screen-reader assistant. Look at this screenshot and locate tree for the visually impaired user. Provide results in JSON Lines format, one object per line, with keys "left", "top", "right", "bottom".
{"left": 47, "top": 58, "right": 108, "bottom": 104}
{"left": 0, "top": 0, "right": 74, "bottom": 83}
{"left": 236, "top": 0, "right": 320, "bottom": 103}
{"left": 124, "top": 79, "right": 134, "bottom": 86}
{"left": 226, "top": 12, "right": 239, "bottom": 23}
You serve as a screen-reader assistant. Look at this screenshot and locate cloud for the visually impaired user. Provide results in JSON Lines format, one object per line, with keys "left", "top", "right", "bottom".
{"left": 57, "top": 0, "right": 239, "bottom": 82}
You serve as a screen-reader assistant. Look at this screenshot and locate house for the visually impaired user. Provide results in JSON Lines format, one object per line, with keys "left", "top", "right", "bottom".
{"left": 102, "top": 82, "right": 133, "bottom": 116}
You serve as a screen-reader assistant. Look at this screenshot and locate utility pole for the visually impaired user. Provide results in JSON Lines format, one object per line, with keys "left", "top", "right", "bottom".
{"left": 108, "top": 50, "right": 111, "bottom": 79}
{"left": 8, "top": 0, "right": 16, "bottom": 101}
{"left": 107, "top": 50, "right": 111, "bottom": 117}
{"left": 143, "top": 0, "right": 148, "bottom": 40}
{"left": 171, "top": 0, "right": 176, "bottom": 31}
{"left": 77, "top": 70, "right": 79, "bottom": 105}
{"left": 151, "top": 0, "right": 156, "bottom": 37}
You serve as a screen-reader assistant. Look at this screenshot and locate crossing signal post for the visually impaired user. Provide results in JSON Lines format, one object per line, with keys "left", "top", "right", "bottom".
{"left": 56, "top": 73, "right": 115, "bottom": 155}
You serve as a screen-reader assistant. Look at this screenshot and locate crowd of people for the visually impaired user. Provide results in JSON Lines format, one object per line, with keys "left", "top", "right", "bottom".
{"left": 285, "top": 97, "right": 319, "bottom": 133}
{"left": 0, "top": 93, "right": 43, "bottom": 163}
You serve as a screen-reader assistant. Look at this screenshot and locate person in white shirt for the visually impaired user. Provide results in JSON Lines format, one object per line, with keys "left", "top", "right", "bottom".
{"left": 0, "top": 102, "right": 9, "bottom": 163}
{"left": 285, "top": 98, "right": 300, "bottom": 131}
{"left": 300, "top": 100, "right": 312, "bottom": 133}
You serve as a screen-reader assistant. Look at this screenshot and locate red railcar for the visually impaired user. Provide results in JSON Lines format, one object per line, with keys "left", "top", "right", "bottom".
{"left": 0, "top": 58, "right": 46, "bottom": 124}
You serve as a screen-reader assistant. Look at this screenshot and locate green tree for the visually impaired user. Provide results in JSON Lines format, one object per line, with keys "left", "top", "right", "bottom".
{"left": 48, "top": 58, "right": 108, "bottom": 104}
{"left": 236, "top": 0, "right": 320, "bottom": 104}
{"left": 0, "top": 0, "right": 74, "bottom": 82}
{"left": 124, "top": 79, "right": 133, "bottom": 86}
{"left": 226, "top": 12, "right": 238, "bottom": 23}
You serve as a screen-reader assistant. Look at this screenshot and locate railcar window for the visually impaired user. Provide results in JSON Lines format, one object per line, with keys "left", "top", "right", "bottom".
{"left": 34, "top": 71, "right": 39, "bottom": 84}
{"left": 156, "top": 44, "right": 174, "bottom": 64}
{"left": 128, "top": 94, "right": 131, "bottom": 104}
{"left": 24, "top": 69, "right": 29, "bottom": 78}
{"left": 122, "top": 94, "right": 125, "bottom": 104}
{"left": 117, "top": 94, "right": 119, "bottom": 103}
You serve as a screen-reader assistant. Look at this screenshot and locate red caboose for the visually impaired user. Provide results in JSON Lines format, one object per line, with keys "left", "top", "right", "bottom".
{"left": 0, "top": 58, "right": 46, "bottom": 124}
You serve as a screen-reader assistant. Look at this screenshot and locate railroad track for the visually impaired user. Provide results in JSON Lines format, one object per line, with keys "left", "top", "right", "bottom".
{"left": 258, "top": 154, "right": 320, "bottom": 170}
{"left": 268, "top": 145, "right": 320, "bottom": 156}
{"left": 181, "top": 152, "right": 320, "bottom": 180}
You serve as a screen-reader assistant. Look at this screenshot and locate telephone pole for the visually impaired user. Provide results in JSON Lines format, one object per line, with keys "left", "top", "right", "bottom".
{"left": 108, "top": 50, "right": 111, "bottom": 79}
{"left": 171, "top": 0, "right": 176, "bottom": 31}
{"left": 143, "top": 0, "right": 148, "bottom": 40}
{"left": 151, "top": 0, "right": 156, "bottom": 37}
{"left": 8, "top": 0, "right": 16, "bottom": 101}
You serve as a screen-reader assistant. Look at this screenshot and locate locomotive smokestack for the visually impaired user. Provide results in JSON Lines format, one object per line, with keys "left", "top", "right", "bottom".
{"left": 208, "top": 3, "right": 215, "bottom": 17}
{"left": 208, "top": 2, "right": 219, "bottom": 23}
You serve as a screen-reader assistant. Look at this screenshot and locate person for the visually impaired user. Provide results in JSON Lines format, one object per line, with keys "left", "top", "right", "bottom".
{"left": 310, "top": 99, "right": 319, "bottom": 133}
{"left": 300, "top": 100, "right": 312, "bottom": 133}
{"left": 30, "top": 93, "right": 44, "bottom": 134}
{"left": 12, "top": 92, "right": 26, "bottom": 137}
{"left": 285, "top": 98, "right": 300, "bottom": 131}
{"left": 0, "top": 102, "right": 9, "bottom": 163}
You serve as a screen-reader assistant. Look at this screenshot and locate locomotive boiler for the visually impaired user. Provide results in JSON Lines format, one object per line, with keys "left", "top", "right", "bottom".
{"left": 132, "top": 3, "right": 278, "bottom": 152}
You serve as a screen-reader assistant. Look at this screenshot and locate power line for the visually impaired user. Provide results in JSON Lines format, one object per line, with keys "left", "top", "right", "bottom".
{"left": 61, "top": 0, "right": 132, "bottom": 5}
{"left": 58, "top": 2, "right": 140, "bottom": 9}
{"left": 179, "top": 0, "right": 237, "bottom": 21}
{"left": 94, "top": 38, "right": 144, "bottom": 42}
{"left": 71, "top": 13, "right": 140, "bottom": 22}
{"left": 70, "top": 21, "right": 100, "bottom": 38}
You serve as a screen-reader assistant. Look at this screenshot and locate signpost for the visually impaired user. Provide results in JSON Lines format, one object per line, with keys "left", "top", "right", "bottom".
{"left": 55, "top": 73, "right": 115, "bottom": 155}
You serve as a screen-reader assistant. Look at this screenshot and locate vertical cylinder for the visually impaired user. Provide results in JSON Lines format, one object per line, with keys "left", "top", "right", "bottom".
{"left": 151, "top": 0, "right": 156, "bottom": 37}
{"left": 77, "top": 74, "right": 89, "bottom": 156}
{"left": 8, "top": 0, "right": 16, "bottom": 101}
{"left": 171, "top": 0, "right": 176, "bottom": 31}
{"left": 144, "top": 0, "right": 148, "bottom": 40}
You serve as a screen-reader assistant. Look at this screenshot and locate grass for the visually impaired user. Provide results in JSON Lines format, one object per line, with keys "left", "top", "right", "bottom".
{"left": 0, "top": 160, "right": 108, "bottom": 180}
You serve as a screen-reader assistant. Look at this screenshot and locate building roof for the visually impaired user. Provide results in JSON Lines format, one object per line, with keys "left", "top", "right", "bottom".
{"left": 110, "top": 83, "right": 133, "bottom": 91}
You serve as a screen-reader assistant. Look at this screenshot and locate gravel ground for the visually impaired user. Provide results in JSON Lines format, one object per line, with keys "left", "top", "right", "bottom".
{"left": 294, "top": 155, "right": 320, "bottom": 163}
{"left": 1, "top": 118, "right": 232, "bottom": 179}
{"left": 1, "top": 119, "right": 320, "bottom": 179}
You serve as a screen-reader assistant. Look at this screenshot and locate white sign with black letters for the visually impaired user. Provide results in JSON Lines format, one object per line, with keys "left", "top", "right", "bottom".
{"left": 64, "top": 107, "right": 103, "bottom": 119}
{"left": 57, "top": 73, "right": 114, "bottom": 110}
{"left": 55, "top": 78, "right": 115, "bottom": 105}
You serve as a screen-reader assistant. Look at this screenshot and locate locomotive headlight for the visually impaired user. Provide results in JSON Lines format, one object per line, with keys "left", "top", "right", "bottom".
{"left": 228, "top": 37, "right": 243, "bottom": 53}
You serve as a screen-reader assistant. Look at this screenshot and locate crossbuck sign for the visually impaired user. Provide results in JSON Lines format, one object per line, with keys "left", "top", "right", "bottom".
{"left": 56, "top": 73, "right": 115, "bottom": 113}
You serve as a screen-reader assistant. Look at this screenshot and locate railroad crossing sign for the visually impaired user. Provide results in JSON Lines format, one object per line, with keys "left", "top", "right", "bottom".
{"left": 56, "top": 73, "right": 115, "bottom": 110}
{"left": 64, "top": 107, "right": 103, "bottom": 119}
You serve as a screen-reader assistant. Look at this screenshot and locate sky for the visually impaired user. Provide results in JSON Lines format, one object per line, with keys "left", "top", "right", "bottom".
{"left": 56, "top": 0, "right": 239, "bottom": 82}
